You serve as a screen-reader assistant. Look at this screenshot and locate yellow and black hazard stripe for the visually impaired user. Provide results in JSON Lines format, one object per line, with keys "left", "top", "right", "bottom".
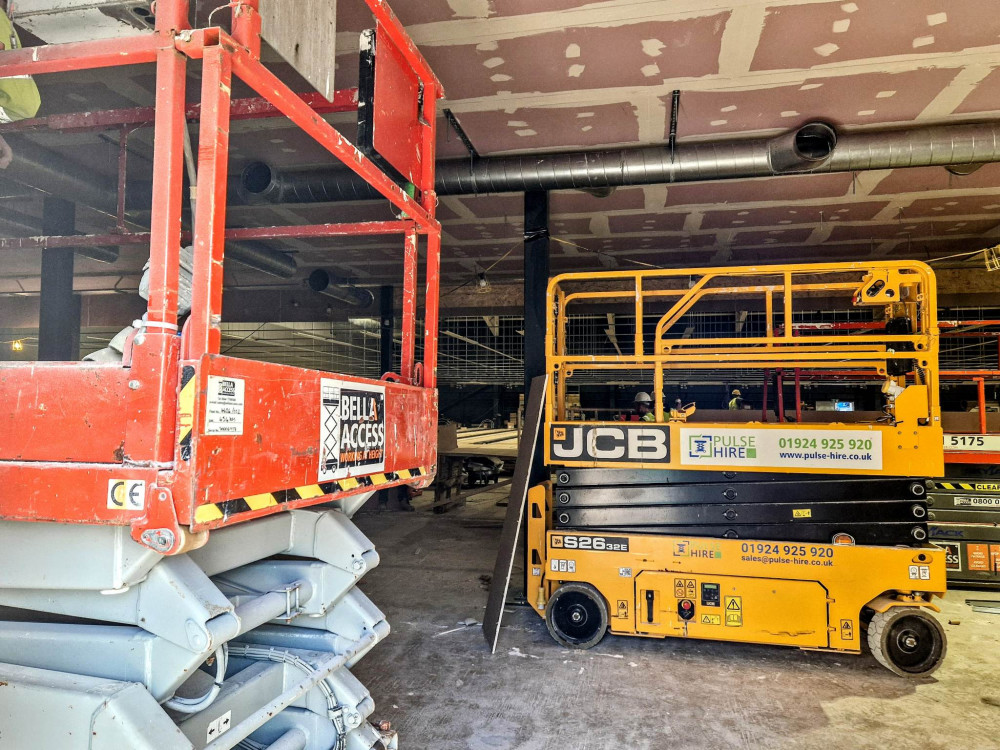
{"left": 194, "top": 466, "right": 428, "bottom": 524}
{"left": 178, "top": 366, "right": 196, "bottom": 461}
{"left": 933, "top": 481, "right": 1000, "bottom": 493}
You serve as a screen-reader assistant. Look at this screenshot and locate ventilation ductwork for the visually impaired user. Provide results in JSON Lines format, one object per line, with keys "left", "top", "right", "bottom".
{"left": 1, "top": 135, "right": 297, "bottom": 278}
{"left": 307, "top": 270, "right": 375, "bottom": 309}
{"left": 226, "top": 241, "right": 297, "bottom": 277}
{"left": 239, "top": 120, "right": 1000, "bottom": 203}
{"left": 766, "top": 122, "right": 837, "bottom": 173}
{"left": 2, "top": 134, "right": 118, "bottom": 211}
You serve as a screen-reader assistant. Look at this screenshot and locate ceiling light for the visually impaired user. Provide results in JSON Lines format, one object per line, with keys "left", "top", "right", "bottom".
{"left": 11, "top": 340, "right": 24, "bottom": 352}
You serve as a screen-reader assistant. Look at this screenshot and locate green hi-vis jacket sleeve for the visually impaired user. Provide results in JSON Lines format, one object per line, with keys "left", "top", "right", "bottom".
{"left": 0, "top": 12, "right": 41, "bottom": 122}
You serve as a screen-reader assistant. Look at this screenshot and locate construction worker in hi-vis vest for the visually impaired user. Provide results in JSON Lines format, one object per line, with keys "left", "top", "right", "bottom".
{"left": 0, "top": 6, "right": 42, "bottom": 169}
{"left": 728, "top": 388, "right": 744, "bottom": 410}
{"left": 633, "top": 392, "right": 656, "bottom": 422}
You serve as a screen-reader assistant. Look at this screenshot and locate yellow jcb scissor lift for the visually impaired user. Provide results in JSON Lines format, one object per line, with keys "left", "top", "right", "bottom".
{"left": 527, "top": 261, "right": 948, "bottom": 676}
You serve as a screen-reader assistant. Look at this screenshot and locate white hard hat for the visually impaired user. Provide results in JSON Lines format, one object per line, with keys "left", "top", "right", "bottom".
{"left": 634, "top": 392, "right": 652, "bottom": 403}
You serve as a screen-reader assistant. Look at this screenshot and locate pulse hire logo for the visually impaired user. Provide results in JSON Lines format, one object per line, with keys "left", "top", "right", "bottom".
{"left": 688, "top": 433, "right": 756, "bottom": 460}
{"left": 673, "top": 539, "right": 723, "bottom": 560}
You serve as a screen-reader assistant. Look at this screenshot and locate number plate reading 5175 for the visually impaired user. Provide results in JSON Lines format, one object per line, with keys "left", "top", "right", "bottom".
{"left": 551, "top": 535, "right": 629, "bottom": 552}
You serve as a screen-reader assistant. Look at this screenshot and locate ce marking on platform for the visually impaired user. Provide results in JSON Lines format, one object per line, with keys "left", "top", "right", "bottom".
{"left": 107, "top": 479, "right": 146, "bottom": 511}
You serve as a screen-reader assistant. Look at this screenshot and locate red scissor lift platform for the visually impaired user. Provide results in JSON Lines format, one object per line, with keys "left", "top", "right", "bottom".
{"left": 0, "top": 2, "right": 441, "bottom": 748}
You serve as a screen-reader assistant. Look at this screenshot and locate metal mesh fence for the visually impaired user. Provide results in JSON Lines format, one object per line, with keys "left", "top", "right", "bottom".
{"left": 939, "top": 306, "right": 1000, "bottom": 372}
{"left": 435, "top": 315, "right": 524, "bottom": 386}
{"left": 2, "top": 305, "right": 995, "bottom": 385}
{"left": 219, "top": 321, "right": 384, "bottom": 378}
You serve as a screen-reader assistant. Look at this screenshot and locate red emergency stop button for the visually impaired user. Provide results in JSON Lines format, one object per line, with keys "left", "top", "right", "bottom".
{"left": 678, "top": 598, "right": 695, "bottom": 621}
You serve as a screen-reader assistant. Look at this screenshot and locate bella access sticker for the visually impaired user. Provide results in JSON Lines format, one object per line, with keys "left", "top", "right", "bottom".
{"left": 319, "top": 378, "right": 386, "bottom": 481}
{"left": 204, "top": 376, "right": 245, "bottom": 436}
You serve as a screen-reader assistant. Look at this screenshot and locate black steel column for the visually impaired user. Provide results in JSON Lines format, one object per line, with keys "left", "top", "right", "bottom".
{"left": 523, "top": 190, "right": 549, "bottom": 487}
{"left": 379, "top": 285, "right": 394, "bottom": 376}
{"left": 38, "top": 197, "right": 80, "bottom": 361}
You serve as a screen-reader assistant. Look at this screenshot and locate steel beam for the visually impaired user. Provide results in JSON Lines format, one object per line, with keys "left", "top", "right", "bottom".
{"left": 37, "top": 197, "right": 79, "bottom": 361}
{"left": 523, "top": 190, "right": 549, "bottom": 487}
{"left": 0, "top": 221, "right": 412, "bottom": 250}
{"left": 0, "top": 34, "right": 161, "bottom": 78}
{"left": 0, "top": 92, "right": 359, "bottom": 135}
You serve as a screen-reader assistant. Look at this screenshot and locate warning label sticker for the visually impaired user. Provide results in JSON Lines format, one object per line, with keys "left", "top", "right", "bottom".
{"left": 680, "top": 427, "right": 882, "bottom": 471}
{"left": 204, "top": 376, "right": 245, "bottom": 436}
{"left": 724, "top": 596, "right": 743, "bottom": 627}
{"left": 701, "top": 614, "right": 721, "bottom": 626}
{"left": 840, "top": 619, "right": 854, "bottom": 640}
{"left": 966, "top": 544, "right": 1000, "bottom": 573}
{"left": 674, "top": 578, "right": 696, "bottom": 599}
{"left": 319, "top": 379, "right": 386, "bottom": 481}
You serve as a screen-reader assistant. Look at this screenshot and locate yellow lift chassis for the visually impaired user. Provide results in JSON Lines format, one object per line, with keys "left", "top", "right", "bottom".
{"left": 527, "top": 483, "right": 947, "bottom": 677}
{"left": 528, "top": 261, "right": 949, "bottom": 676}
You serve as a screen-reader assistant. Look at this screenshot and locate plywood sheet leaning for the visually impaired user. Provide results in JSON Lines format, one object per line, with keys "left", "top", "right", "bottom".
{"left": 260, "top": 0, "right": 338, "bottom": 100}
{"left": 483, "top": 375, "right": 547, "bottom": 654}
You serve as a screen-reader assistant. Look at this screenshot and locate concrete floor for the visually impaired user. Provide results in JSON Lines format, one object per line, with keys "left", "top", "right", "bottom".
{"left": 353, "top": 488, "right": 1000, "bottom": 750}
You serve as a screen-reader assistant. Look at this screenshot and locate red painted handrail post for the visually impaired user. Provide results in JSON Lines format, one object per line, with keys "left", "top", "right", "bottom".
{"left": 232, "top": 0, "right": 262, "bottom": 58}
{"left": 420, "top": 81, "right": 442, "bottom": 390}
{"left": 140, "top": 20, "right": 188, "bottom": 463}
{"left": 155, "top": 0, "right": 191, "bottom": 33}
{"left": 977, "top": 377, "right": 987, "bottom": 434}
{"left": 423, "top": 231, "right": 441, "bottom": 390}
{"left": 187, "top": 44, "right": 233, "bottom": 358}
{"left": 400, "top": 229, "right": 418, "bottom": 384}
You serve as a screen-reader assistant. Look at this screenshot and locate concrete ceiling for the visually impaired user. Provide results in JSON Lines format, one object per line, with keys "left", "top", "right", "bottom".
{"left": 2, "top": 0, "right": 1000, "bottom": 301}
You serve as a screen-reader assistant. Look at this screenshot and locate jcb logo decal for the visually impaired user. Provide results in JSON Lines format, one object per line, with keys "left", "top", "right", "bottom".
{"left": 550, "top": 424, "right": 670, "bottom": 463}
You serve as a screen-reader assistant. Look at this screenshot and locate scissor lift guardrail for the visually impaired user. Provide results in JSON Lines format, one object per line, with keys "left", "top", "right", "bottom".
{"left": 0, "top": 2, "right": 442, "bottom": 747}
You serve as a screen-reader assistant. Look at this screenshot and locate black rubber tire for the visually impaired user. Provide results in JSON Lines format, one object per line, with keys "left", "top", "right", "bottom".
{"left": 867, "top": 607, "right": 947, "bottom": 677}
{"left": 545, "top": 582, "right": 609, "bottom": 649}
